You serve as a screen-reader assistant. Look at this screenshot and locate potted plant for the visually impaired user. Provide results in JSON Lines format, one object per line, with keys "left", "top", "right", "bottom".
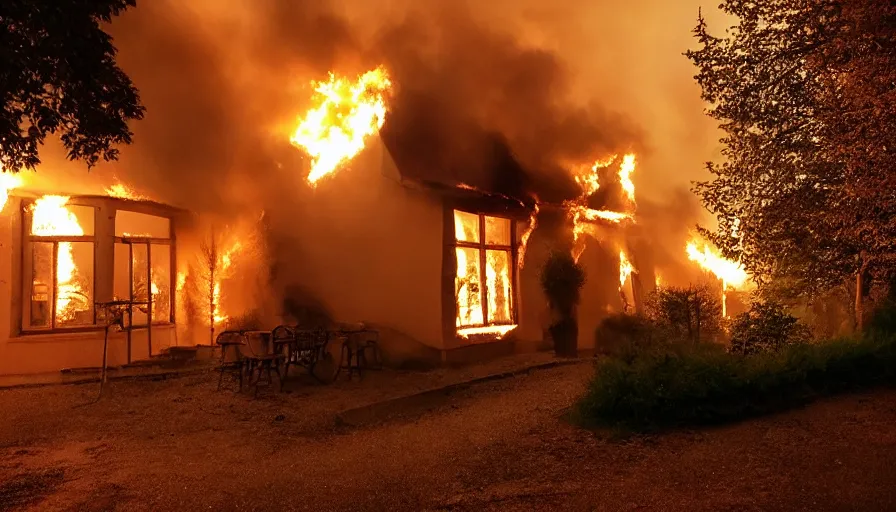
{"left": 540, "top": 250, "right": 586, "bottom": 357}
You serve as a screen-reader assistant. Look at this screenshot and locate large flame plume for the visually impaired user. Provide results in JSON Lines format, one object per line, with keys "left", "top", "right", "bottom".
{"left": 30, "top": 196, "right": 88, "bottom": 323}
{"left": 290, "top": 66, "right": 392, "bottom": 186}
{"left": 686, "top": 238, "right": 749, "bottom": 317}
{"left": 566, "top": 152, "right": 638, "bottom": 262}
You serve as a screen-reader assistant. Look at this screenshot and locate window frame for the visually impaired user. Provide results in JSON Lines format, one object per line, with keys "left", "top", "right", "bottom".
{"left": 453, "top": 210, "right": 518, "bottom": 329}
{"left": 20, "top": 200, "right": 98, "bottom": 332}
{"left": 114, "top": 235, "right": 174, "bottom": 326}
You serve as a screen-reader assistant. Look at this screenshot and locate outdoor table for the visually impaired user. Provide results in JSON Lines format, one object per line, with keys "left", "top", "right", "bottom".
{"left": 271, "top": 326, "right": 331, "bottom": 383}
{"left": 332, "top": 328, "right": 381, "bottom": 380}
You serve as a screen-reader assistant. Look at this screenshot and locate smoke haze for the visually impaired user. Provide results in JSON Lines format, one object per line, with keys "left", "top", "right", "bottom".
{"left": 30, "top": 0, "right": 730, "bottom": 285}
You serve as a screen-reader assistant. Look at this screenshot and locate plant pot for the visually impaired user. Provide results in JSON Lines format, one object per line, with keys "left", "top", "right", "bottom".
{"left": 549, "top": 317, "right": 578, "bottom": 358}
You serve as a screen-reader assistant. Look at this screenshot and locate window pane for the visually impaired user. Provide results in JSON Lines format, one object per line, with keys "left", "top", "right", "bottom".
{"left": 28, "top": 242, "right": 53, "bottom": 328}
{"left": 485, "top": 250, "right": 513, "bottom": 324}
{"left": 30, "top": 198, "right": 94, "bottom": 236}
{"left": 132, "top": 244, "right": 148, "bottom": 326}
{"left": 453, "top": 210, "right": 480, "bottom": 243}
{"left": 56, "top": 242, "right": 94, "bottom": 327}
{"left": 151, "top": 244, "right": 171, "bottom": 323}
{"left": 116, "top": 210, "right": 170, "bottom": 238}
{"left": 484, "top": 216, "right": 511, "bottom": 246}
{"left": 113, "top": 243, "right": 131, "bottom": 301}
{"left": 455, "top": 247, "right": 484, "bottom": 326}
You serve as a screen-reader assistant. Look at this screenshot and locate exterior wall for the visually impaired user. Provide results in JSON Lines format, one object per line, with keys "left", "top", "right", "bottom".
{"left": 0, "top": 196, "right": 181, "bottom": 375}
{"left": 269, "top": 137, "right": 445, "bottom": 366}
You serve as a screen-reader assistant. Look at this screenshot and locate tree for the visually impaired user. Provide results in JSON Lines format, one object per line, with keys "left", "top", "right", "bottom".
{"left": 686, "top": 1, "right": 896, "bottom": 323}
{"left": 0, "top": 1, "right": 144, "bottom": 171}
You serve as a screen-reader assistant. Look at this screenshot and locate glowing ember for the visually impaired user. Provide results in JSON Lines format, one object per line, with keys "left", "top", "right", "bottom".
{"left": 655, "top": 273, "right": 662, "bottom": 287}
{"left": 105, "top": 182, "right": 148, "bottom": 201}
{"left": 0, "top": 172, "right": 23, "bottom": 211}
{"left": 457, "top": 325, "right": 518, "bottom": 339}
{"left": 290, "top": 66, "right": 392, "bottom": 185}
{"left": 30, "top": 196, "right": 88, "bottom": 322}
{"left": 686, "top": 239, "right": 749, "bottom": 318}
{"left": 176, "top": 272, "right": 186, "bottom": 291}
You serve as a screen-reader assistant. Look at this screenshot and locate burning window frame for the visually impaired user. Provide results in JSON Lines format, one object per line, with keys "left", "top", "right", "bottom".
{"left": 21, "top": 198, "right": 97, "bottom": 331}
{"left": 453, "top": 209, "right": 519, "bottom": 337}
{"left": 18, "top": 196, "right": 180, "bottom": 335}
{"left": 113, "top": 211, "right": 175, "bottom": 326}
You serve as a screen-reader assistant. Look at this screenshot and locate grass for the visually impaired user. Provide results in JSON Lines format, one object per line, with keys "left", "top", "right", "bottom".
{"left": 575, "top": 336, "right": 896, "bottom": 431}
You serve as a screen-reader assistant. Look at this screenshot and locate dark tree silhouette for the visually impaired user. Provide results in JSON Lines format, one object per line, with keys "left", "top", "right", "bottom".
{"left": 0, "top": 0, "right": 144, "bottom": 171}
{"left": 686, "top": 1, "right": 896, "bottom": 324}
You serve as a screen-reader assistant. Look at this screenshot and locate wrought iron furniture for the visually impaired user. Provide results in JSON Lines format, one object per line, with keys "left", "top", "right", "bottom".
{"left": 335, "top": 327, "right": 381, "bottom": 381}
{"left": 271, "top": 325, "right": 332, "bottom": 383}
{"left": 215, "top": 331, "right": 249, "bottom": 392}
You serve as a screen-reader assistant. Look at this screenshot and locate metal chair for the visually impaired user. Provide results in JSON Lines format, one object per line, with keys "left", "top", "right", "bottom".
{"left": 215, "top": 331, "right": 249, "bottom": 391}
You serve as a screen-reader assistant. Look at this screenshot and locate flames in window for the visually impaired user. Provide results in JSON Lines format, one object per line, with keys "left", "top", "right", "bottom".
{"left": 30, "top": 196, "right": 90, "bottom": 323}
{"left": 454, "top": 210, "right": 517, "bottom": 339}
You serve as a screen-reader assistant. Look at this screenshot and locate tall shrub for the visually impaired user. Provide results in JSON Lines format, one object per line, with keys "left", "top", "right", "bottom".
{"left": 540, "top": 251, "right": 586, "bottom": 357}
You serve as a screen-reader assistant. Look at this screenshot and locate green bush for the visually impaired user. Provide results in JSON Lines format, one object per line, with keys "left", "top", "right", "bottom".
{"left": 644, "top": 284, "right": 723, "bottom": 344}
{"left": 729, "top": 300, "right": 811, "bottom": 355}
{"left": 594, "top": 313, "right": 666, "bottom": 361}
{"left": 576, "top": 335, "right": 896, "bottom": 431}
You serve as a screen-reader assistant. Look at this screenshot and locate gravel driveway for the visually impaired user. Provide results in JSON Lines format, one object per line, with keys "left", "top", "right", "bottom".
{"left": 2, "top": 363, "right": 896, "bottom": 511}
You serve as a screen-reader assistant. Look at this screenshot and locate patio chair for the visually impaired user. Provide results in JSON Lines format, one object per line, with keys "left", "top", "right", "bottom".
{"left": 216, "top": 331, "right": 249, "bottom": 391}
{"left": 242, "top": 333, "right": 284, "bottom": 397}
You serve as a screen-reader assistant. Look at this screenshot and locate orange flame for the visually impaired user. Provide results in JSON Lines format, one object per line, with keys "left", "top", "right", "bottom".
{"left": 30, "top": 196, "right": 88, "bottom": 322}
{"left": 618, "top": 153, "right": 636, "bottom": 204}
{"left": 105, "top": 182, "right": 148, "bottom": 201}
{"left": 619, "top": 250, "right": 634, "bottom": 290}
{"left": 290, "top": 66, "right": 392, "bottom": 185}
{"left": 212, "top": 240, "right": 243, "bottom": 326}
{"left": 0, "top": 172, "right": 23, "bottom": 212}
{"left": 574, "top": 155, "right": 616, "bottom": 197}
{"left": 518, "top": 202, "right": 540, "bottom": 269}
{"left": 686, "top": 238, "right": 749, "bottom": 318}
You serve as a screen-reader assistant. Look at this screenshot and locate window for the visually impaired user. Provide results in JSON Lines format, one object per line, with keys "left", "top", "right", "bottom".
{"left": 114, "top": 211, "right": 173, "bottom": 325}
{"left": 23, "top": 197, "right": 96, "bottom": 329}
{"left": 454, "top": 210, "right": 515, "bottom": 330}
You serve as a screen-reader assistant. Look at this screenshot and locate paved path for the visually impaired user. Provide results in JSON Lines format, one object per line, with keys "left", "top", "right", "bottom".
{"left": 2, "top": 363, "right": 896, "bottom": 511}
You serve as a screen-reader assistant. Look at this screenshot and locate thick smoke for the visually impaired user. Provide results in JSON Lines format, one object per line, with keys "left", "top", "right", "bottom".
{"left": 34, "top": 0, "right": 728, "bottom": 288}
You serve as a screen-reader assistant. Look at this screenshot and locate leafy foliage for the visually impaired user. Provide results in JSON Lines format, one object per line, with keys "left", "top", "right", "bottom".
{"left": 644, "top": 284, "right": 722, "bottom": 344}
{"left": 729, "top": 300, "right": 811, "bottom": 355}
{"left": 686, "top": 1, "right": 896, "bottom": 297}
{"left": 540, "top": 250, "right": 586, "bottom": 318}
{"left": 576, "top": 335, "right": 896, "bottom": 431}
{"left": 0, "top": 0, "right": 144, "bottom": 170}
{"left": 593, "top": 313, "right": 661, "bottom": 361}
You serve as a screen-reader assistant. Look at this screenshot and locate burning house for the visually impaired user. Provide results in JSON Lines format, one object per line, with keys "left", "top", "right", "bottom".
{"left": 0, "top": 189, "right": 193, "bottom": 375}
